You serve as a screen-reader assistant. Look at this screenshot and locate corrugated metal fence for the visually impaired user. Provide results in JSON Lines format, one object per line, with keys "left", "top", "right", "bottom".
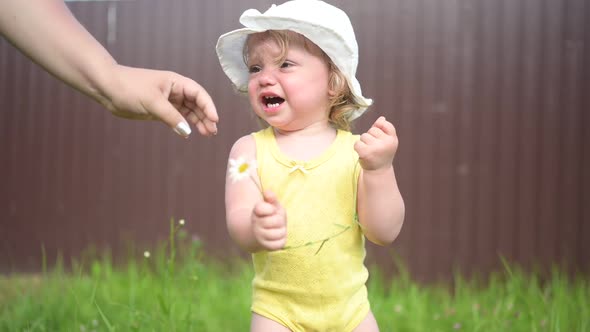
{"left": 0, "top": 0, "right": 588, "bottom": 282}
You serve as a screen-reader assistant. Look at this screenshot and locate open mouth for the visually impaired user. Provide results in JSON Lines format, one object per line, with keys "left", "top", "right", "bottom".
{"left": 262, "top": 95, "right": 285, "bottom": 108}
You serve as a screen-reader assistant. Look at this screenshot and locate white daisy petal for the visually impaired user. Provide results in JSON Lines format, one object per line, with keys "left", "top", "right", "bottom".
{"left": 228, "top": 157, "right": 257, "bottom": 183}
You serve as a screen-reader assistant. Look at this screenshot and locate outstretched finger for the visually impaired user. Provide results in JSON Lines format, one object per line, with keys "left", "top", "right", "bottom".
{"left": 201, "top": 117, "right": 219, "bottom": 136}
{"left": 181, "top": 77, "right": 219, "bottom": 124}
{"left": 195, "top": 120, "right": 212, "bottom": 137}
{"left": 148, "top": 96, "right": 192, "bottom": 138}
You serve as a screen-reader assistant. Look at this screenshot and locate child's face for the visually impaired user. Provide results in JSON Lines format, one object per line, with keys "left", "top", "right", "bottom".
{"left": 246, "top": 32, "right": 332, "bottom": 131}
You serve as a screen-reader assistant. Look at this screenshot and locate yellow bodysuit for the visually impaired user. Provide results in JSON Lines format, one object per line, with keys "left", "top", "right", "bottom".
{"left": 251, "top": 127, "right": 369, "bottom": 332}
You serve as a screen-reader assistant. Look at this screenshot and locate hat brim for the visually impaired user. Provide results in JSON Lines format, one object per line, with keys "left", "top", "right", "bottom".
{"left": 216, "top": 27, "right": 263, "bottom": 92}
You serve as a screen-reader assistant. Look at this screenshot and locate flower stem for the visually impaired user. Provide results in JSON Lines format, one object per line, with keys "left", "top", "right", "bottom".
{"left": 282, "top": 225, "right": 352, "bottom": 254}
{"left": 249, "top": 173, "right": 263, "bottom": 193}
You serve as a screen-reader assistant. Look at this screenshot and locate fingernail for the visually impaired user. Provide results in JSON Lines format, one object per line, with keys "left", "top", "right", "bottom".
{"left": 174, "top": 121, "right": 191, "bottom": 137}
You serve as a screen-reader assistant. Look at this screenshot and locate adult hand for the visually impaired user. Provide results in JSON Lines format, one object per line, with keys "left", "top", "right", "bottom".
{"left": 354, "top": 116, "right": 399, "bottom": 171}
{"left": 0, "top": 0, "right": 218, "bottom": 138}
{"left": 104, "top": 65, "right": 218, "bottom": 137}
{"left": 251, "top": 190, "right": 287, "bottom": 251}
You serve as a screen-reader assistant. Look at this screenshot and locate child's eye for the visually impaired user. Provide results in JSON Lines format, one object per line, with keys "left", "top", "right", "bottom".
{"left": 280, "top": 61, "right": 293, "bottom": 69}
{"left": 248, "top": 65, "right": 261, "bottom": 73}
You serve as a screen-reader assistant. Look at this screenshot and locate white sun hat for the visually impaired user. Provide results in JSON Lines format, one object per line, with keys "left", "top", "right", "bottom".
{"left": 216, "top": 0, "right": 372, "bottom": 121}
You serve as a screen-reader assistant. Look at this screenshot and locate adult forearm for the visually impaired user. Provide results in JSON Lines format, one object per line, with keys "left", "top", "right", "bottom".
{"left": 0, "top": 0, "right": 116, "bottom": 106}
{"left": 357, "top": 166, "right": 405, "bottom": 246}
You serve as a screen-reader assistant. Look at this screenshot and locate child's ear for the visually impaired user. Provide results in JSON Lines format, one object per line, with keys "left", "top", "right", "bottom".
{"left": 328, "top": 89, "right": 337, "bottom": 97}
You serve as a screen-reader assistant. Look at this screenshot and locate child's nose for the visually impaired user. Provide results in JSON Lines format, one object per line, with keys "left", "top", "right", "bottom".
{"left": 258, "top": 69, "right": 277, "bottom": 86}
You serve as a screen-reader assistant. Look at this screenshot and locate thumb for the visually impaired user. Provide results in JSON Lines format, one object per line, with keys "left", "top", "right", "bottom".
{"left": 149, "top": 96, "right": 192, "bottom": 138}
{"left": 373, "top": 116, "right": 386, "bottom": 127}
{"left": 263, "top": 190, "right": 279, "bottom": 206}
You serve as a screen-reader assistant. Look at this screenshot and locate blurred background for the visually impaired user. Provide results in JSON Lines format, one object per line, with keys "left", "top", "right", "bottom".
{"left": 0, "top": 0, "right": 588, "bottom": 283}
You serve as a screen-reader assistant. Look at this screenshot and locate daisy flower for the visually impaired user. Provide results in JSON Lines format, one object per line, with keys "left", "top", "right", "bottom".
{"left": 228, "top": 157, "right": 262, "bottom": 192}
{"left": 229, "top": 157, "right": 256, "bottom": 182}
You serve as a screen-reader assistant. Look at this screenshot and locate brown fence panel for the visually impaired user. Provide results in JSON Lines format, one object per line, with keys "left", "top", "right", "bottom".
{"left": 0, "top": 0, "right": 588, "bottom": 282}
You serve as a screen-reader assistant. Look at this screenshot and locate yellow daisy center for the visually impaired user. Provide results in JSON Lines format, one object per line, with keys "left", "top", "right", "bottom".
{"left": 238, "top": 163, "right": 249, "bottom": 173}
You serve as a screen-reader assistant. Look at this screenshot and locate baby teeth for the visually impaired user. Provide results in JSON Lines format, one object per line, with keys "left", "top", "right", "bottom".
{"left": 267, "top": 103, "right": 280, "bottom": 108}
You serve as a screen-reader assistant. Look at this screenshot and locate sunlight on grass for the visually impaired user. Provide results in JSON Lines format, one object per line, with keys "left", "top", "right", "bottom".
{"left": 1, "top": 219, "right": 588, "bottom": 331}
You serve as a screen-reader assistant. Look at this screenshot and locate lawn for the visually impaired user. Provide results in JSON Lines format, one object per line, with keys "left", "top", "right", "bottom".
{"left": 1, "top": 221, "right": 588, "bottom": 331}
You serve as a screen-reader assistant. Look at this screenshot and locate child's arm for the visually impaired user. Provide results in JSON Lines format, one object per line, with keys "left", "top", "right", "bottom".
{"left": 355, "top": 116, "right": 405, "bottom": 246}
{"left": 225, "top": 135, "right": 287, "bottom": 253}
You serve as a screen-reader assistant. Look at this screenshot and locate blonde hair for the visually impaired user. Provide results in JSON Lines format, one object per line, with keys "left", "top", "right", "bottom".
{"left": 243, "top": 30, "right": 368, "bottom": 131}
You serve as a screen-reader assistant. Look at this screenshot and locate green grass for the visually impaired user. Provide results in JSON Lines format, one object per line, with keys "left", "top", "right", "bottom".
{"left": 368, "top": 262, "right": 590, "bottom": 332}
{"left": 1, "top": 220, "right": 588, "bottom": 331}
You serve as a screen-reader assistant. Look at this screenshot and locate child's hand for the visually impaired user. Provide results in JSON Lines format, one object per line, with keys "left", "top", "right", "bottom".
{"left": 354, "top": 116, "right": 399, "bottom": 171}
{"left": 251, "top": 190, "right": 287, "bottom": 251}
